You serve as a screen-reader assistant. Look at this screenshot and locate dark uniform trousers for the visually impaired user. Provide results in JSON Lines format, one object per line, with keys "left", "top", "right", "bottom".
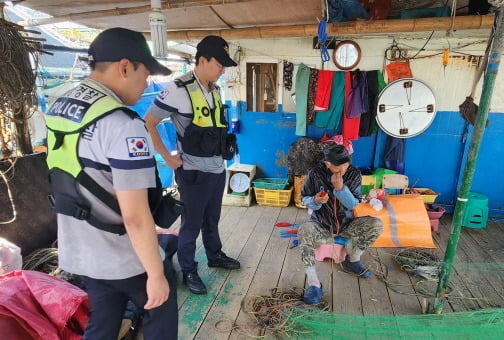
{"left": 81, "top": 256, "right": 178, "bottom": 339}
{"left": 175, "top": 168, "right": 226, "bottom": 273}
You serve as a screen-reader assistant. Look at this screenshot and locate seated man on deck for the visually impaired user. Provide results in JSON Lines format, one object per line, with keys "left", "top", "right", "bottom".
{"left": 298, "top": 144, "right": 383, "bottom": 304}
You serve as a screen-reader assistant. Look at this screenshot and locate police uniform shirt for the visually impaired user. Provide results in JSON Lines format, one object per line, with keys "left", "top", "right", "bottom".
{"left": 147, "top": 71, "right": 226, "bottom": 174}
{"left": 57, "top": 79, "right": 165, "bottom": 280}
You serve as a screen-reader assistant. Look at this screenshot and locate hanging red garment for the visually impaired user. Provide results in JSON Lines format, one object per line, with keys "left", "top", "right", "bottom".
{"left": 314, "top": 70, "right": 334, "bottom": 112}
{"left": 342, "top": 72, "right": 361, "bottom": 140}
{"left": 359, "top": 0, "right": 392, "bottom": 20}
{"left": 320, "top": 132, "right": 331, "bottom": 142}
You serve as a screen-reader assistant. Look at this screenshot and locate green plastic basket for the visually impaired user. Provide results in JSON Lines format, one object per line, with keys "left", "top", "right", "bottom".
{"left": 252, "top": 178, "right": 289, "bottom": 190}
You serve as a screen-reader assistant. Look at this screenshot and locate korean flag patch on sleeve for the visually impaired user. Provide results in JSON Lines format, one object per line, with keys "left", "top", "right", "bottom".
{"left": 159, "top": 88, "right": 169, "bottom": 100}
{"left": 126, "top": 137, "right": 150, "bottom": 157}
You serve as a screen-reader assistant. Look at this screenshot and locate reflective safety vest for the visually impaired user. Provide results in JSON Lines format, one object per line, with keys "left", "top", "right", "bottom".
{"left": 175, "top": 72, "right": 230, "bottom": 158}
{"left": 44, "top": 80, "right": 162, "bottom": 235}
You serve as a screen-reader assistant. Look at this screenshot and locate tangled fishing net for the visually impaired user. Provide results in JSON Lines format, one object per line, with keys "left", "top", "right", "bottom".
{"left": 286, "top": 307, "right": 504, "bottom": 339}
{"left": 392, "top": 248, "right": 441, "bottom": 280}
{"left": 239, "top": 284, "right": 504, "bottom": 339}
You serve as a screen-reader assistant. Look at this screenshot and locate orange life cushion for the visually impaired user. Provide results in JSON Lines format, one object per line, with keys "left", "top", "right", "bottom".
{"left": 354, "top": 194, "right": 435, "bottom": 248}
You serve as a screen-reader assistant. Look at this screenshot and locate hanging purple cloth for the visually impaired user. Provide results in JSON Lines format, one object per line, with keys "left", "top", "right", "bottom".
{"left": 344, "top": 70, "right": 368, "bottom": 119}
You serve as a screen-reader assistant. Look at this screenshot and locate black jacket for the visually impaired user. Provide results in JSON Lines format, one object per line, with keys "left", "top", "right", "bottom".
{"left": 301, "top": 162, "right": 362, "bottom": 233}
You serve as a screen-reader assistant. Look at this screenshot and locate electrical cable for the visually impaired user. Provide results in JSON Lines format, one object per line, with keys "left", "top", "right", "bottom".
{"left": 410, "top": 31, "right": 435, "bottom": 59}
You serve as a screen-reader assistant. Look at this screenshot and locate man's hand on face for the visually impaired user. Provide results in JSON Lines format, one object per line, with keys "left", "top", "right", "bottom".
{"left": 331, "top": 172, "right": 344, "bottom": 191}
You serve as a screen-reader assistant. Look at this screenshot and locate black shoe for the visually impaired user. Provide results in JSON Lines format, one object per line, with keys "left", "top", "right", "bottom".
{"left": 208, "top": 251, "right": 241, "bottom": 270}
{"left": 182, "top": 271, "right": 207, "bottom": 295}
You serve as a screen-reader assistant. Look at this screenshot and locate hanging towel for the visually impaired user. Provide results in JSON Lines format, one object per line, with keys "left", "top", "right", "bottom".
{"left": 385, "top": 61, "right": 413, "bottom": 82}
{"left": 295, "top": 63, "right": 310, "bottom": 136}
{"left": 384, "top": 136, "right": 406, "bottom": 174}
{"left": 306, "top": 68, "right": 319, "bottom": 123}
{"left": 314, "top": 70, "right": 334, "bottom": 112}
{"left": 366, "top": 70, "right": 386, "bottom": 135}
{"left": 342, "top": 72, "right": 360, "bottom": 140}
{"left": 359, "top": 70, "right": 380, "bottom": 137}
{"left": 345, "top": 70, "right": 368, "bottom": 119}
{"left": 314, "top": 71, "right": 345, "bottom": 130}
{"left": 283, "top": 60, "right": 294, "bottom": 91}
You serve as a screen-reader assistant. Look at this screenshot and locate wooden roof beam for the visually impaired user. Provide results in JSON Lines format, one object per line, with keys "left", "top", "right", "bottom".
{"left": 17, "top": 0, "right": 253, "bottom": 27}
{"left": 167, "top": 15, "right": 494, "bottom": 40}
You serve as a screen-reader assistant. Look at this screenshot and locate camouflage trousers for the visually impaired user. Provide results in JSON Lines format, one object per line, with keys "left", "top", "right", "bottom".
{"left": 298, "top": 217, "right": 383, "bottom": 267}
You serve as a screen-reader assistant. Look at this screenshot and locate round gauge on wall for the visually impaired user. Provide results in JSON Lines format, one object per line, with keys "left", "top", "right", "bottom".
{"left": 333, "top": 40, "right": 361, "bottom": 70}
{"left": 376, "top": 78, "right": 437, "bottom": 138}
{"left": 229, "top": 173, "right": 250, "bottom": 193}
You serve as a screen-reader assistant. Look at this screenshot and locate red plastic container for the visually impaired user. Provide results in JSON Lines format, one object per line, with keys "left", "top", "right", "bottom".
{"left": 426, "top": 205, "right": 446, "bottom": 233}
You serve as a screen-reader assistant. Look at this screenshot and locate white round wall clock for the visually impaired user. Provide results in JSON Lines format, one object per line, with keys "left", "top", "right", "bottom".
{"left": 376, "top": 78, "right": 437, "bottom": 138}
{"left": 229, "top": 173, "right": 250, "bottom": 193}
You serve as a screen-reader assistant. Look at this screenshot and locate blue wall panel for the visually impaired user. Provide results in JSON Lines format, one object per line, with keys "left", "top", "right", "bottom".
{"left": 465, "top": 113, "right": 504, "bottom": 215}
{"left": 403, "top": 111, "right": 467, "bottom": 204}
{"left": 236, "top": 109, "right": 298, "bottom": 178}
{"left": 231, "top": 100, "right": 503, "bottom": 215}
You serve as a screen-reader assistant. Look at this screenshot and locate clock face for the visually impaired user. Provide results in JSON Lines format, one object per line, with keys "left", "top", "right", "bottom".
{"left": 376, "top": 78, "right": 437, "bottom": 138}
{"left": 229, "top": 173, "right": 250, "bottom": 193}
{"left": 333, "top": 40, "right": 361, "bottom": 70}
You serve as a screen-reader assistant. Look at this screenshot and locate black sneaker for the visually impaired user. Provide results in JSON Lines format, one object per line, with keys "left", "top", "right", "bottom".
{"left": 182, "top": 271, "right": 207, "bottom": 294}
{"left": 208, "top": 251, "right": 240, "bottom": 270}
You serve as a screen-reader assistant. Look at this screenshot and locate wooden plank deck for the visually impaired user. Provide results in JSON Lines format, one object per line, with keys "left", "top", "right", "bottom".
{"left": 170, "top": 204, "right": 504, "bottom": 339}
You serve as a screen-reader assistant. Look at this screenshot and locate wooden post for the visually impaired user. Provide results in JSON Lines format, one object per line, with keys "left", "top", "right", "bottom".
{"left": 166, "top": 15, "right": 495, "bottom": 40}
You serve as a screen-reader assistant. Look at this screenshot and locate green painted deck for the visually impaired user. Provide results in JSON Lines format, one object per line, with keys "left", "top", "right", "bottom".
{"left": 168, "top": 204, "right": 504, "bottom": 339}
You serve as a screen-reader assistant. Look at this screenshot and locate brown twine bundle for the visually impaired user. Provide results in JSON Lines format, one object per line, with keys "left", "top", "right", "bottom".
{"left": 239, "top": 287, "right": 328, "bottom": 337}
{"left": 0, "top": 19, "right": 43, "bottom": 155}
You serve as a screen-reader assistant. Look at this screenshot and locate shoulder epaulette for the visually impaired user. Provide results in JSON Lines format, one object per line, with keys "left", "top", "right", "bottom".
{"left": 175, "top": 72, "right": 196, "bottom": 88}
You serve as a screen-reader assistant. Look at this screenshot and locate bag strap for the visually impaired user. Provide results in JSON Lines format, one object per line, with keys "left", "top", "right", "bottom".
{"left": 77, "top": 171, "right": 122, "bottom": 215}
{"left": 52, "top": 192, "right": 126, "bottom": 235}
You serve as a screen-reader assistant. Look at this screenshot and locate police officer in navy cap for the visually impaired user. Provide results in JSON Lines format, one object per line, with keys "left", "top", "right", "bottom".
{"left": 145, "top": 35, "right": 240, "bottom": 295}
{"left": 45, "top": 27, "right": 177, "bottom": 338}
